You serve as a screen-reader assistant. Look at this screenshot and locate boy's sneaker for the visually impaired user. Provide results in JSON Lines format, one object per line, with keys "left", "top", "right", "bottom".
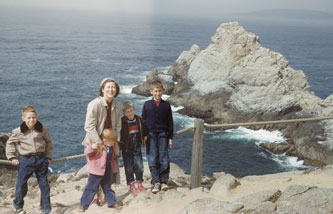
{"left": 161, "top": 183, "right": 169, "bottom": 191}
{"left": 137, "top": 182, "right": 146, "bottom": 192}
{"left": 78, "top": 205, "right": 86, "bottom": 213}
{"left": 130, "top": 183, "right": 138, "bottom": 195}
{"left": 13, "top": 208, "right": 25, "bottom": 214}
{"left": 151, "top": 182, "right": 161, "bottom": 194}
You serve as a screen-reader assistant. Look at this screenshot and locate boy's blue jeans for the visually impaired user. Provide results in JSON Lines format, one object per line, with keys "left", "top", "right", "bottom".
{"left": 122, "top": 136, "right": 144, "bottom": 185}
{"left": 80, "top": 147, "right": 117, "bottom": 208}
{"left": 14, "top": 154, "right": 51, "bottom": 213}
{"left": 147, "top": 131, "right": 170, "bottom": 185}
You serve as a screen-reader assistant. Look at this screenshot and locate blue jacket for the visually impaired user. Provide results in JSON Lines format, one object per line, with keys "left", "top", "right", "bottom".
{"left": 142, "top": 99, "right": 173, "bottom": 139}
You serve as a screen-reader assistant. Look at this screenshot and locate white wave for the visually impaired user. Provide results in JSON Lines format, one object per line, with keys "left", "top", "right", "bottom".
{"left": 271, "top": 153, "right": 311, "bottom": 170}
{"left": 120, "top": 85, "right": 136, "bottom": 94}
{"left": 162, "top": 94, "right": 170, "bottom": 100}
{"left": 225, "top": 127, "right": 286, "bottom": 144}
{"left": 173, "top": 111, "right": 195, "bottom": 129}
{"left": 172, "top": 105, "right": 184, "bottom": 111}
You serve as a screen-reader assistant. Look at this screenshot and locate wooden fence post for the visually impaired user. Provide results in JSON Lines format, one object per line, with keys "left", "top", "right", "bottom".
{"left": 190, "top": 118, "right": 204, "bottom": 189}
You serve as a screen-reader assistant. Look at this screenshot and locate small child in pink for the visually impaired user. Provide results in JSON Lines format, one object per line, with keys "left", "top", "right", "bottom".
{"left": 78, "top": 128, "right": 122, "bottom": 212}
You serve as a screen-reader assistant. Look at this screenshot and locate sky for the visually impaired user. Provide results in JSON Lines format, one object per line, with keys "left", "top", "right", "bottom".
{"left": 0, "top": 0, "right": 332, "bottom": 17}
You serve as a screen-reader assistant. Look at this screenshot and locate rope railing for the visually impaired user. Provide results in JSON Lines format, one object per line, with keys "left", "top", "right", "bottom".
{"left": 0, "top": 154, "right": 87, "bottom": 166}
{"left": 0, "top": 127, "right": 196, "bottom": 166}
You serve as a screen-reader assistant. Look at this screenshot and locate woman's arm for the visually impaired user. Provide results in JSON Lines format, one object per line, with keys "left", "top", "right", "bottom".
{"left": 84, "top": 100, "right": 103, "bottom": 145}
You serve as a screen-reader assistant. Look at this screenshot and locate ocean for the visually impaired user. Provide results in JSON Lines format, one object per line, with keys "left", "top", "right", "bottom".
{"left": 1, "top": 6, "right": 332, "bottom": 177}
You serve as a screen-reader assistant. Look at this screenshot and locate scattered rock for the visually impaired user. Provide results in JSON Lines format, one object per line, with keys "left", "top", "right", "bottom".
{"left": 179, "top": 197, "right": 229, "bottom": 214}
{"left": 210, "top": 173, "right": 239, "bottom": 197}
{"left": 259, "top": 142, "right": 293, "bottom": 154}
{"left": 236, "top": 189, "right": 282, "bottom": 204}
{"left": 57, "top": 172, "right": 75, "bottom": 183}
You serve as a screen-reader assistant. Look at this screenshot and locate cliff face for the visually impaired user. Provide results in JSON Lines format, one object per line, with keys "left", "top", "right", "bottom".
{"left": 132, "top": 22, "right": 333, "bottom": 166}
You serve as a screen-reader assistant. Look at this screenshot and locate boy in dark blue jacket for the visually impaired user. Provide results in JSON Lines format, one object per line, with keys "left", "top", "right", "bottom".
{"left": 142, "top": 80, "right": 173, "bottom": 194}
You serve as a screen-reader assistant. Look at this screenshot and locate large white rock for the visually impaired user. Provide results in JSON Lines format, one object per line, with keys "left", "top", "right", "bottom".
{"left": 210, "top": 173, "right": 239, "bottom": 197}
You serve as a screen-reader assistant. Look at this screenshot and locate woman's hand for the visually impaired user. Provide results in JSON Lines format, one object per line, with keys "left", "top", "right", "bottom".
{"left": 11, "top": 159, "right": 19, "bottom": 166}
{"left": 92, "top": 143, "right": 99, "bottom": 150}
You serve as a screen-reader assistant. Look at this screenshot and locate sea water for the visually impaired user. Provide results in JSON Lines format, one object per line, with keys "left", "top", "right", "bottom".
{"left": 0, "top": 7, "right": 332, "bottom": 177}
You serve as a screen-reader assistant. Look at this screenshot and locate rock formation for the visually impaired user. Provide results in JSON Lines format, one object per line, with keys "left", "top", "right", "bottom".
{"left": 132, "top": 22, "right": 333, "bottom": 166}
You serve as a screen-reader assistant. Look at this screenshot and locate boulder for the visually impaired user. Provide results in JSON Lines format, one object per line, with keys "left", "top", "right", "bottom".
{"left": 276, "top": 185, "right": 333, "bottom": 214}
{"left": 132, "top": 69, "right": 175, "bottom": 96}
{"left": 179, "top": 197, "right": 243, "bottom": 214}
{"left": 239, "top": 201, "right": 276, "bottom": 214}
{"left": 210, "top": 173, "right": 239, "bottom": 197}
{"left": 259, "top": 141, "right": 294, "bottom": 155}
{"left": 0, "top": 133, "right": 10, "bottom": 160}
{"left": 236, "top": 189, "right": 282, "bottom": 204}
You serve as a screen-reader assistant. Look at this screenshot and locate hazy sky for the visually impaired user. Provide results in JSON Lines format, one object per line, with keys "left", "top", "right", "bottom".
{"left": 1, "top": 0, "right": 332, "bottom": 16}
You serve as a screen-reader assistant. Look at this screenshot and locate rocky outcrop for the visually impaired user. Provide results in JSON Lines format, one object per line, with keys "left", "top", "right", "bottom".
{"left": 132, "top": 21, "right": 333, "bottom": 166}
{"left": 0, "top": 133, "right": 10, "bottom": 161}
{"left": 132, "top": 69, "right": 175, "bottom": 96}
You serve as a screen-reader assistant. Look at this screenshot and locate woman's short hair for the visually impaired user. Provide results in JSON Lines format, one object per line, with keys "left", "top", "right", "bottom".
{"left": 99, "top": 79, "right": 120, "bottom": 97}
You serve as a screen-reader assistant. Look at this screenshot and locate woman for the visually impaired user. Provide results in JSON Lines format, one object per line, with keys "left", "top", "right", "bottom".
{"left": 82, "top": 78, "right": 121, "bottom": 206}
